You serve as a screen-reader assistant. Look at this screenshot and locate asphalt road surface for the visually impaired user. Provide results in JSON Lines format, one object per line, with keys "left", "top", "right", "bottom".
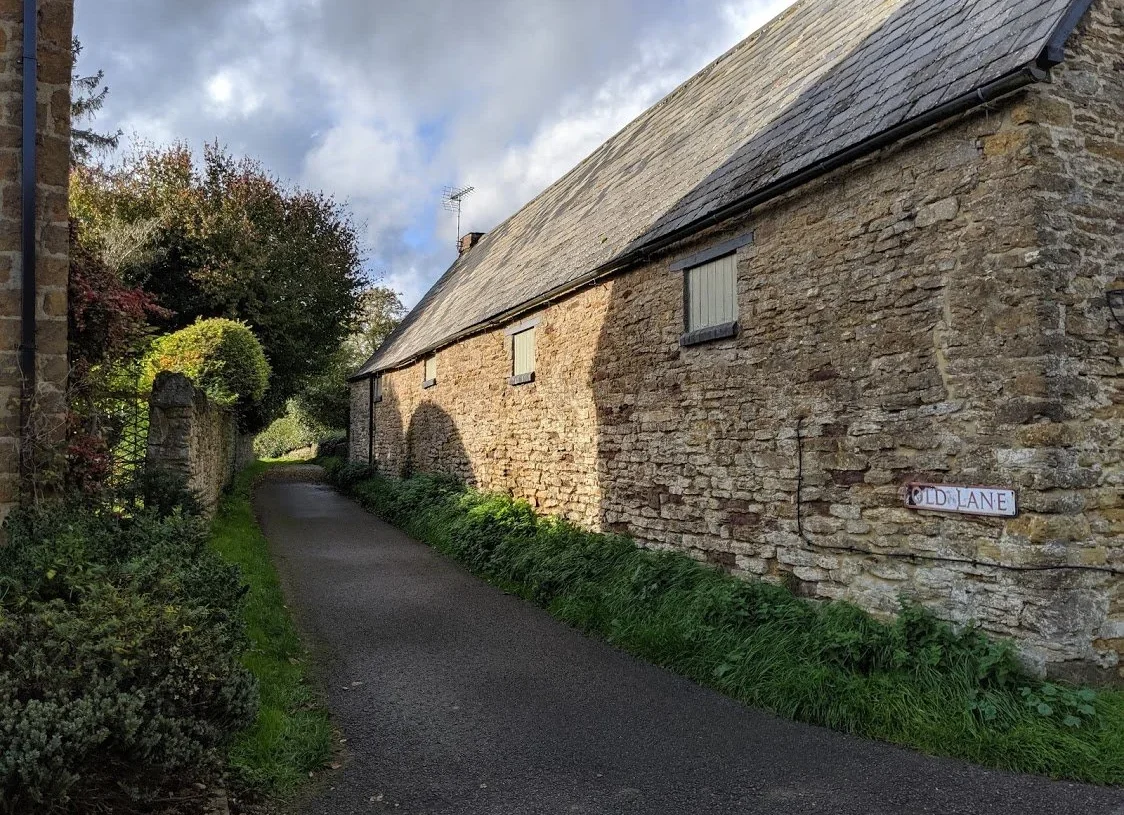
{"left": 255, "top": 478, "right": 1124, "bottom": 815}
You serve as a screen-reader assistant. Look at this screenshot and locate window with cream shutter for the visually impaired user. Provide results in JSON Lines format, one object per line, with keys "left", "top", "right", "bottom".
{"left": 505, "top": 317, "right": 539, "bottom": 382}
{"left": 422, "top": 355, "right": 437, "bottom": 388}
{"left": 685, "top": 253, "right": 738, "bottom": 333}
{"left": 513, "top": 328, "right": 534, "bottom": 375}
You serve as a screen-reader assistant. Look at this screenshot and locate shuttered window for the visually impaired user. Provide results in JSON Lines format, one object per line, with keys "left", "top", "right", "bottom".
{"left": 423, "top": 355, "right": 436, "bottom": 387}
{"left": 373, "top": 374, "right": 383, "bottom": 401}
{"left": 685, "top": 253, "right": 738, "bottom": 332}
{"left": 513, "top": 328, "right": 535, "bottom": 377}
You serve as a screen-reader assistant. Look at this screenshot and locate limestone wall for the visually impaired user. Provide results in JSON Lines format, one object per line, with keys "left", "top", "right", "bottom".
{"left": 147, "top": 373, "right": 240, "bottom": 515}
{"left": 349, "top": 378, "right": 370, "bottom": 464}
{"left": 358, "top": 286, "right": 606, "bottom": 531}
{"left": 353, "top": 4, "right": 1122, "bottom": 680}
{"left": 1029, "top": 0, "right": 1124, "bottom": 680}
{"left": 0, "top": 0, "right": 72, "bottom": 523}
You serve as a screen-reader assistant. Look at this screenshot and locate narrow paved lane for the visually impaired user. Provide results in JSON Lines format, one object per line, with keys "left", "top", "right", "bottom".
{"left": 256, "top": 479, "right": 1124, "bottom": 815}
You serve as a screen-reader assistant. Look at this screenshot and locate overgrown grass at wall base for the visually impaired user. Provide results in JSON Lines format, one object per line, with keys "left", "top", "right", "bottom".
{"left": 210, "top": 462, "right": 334, "bottom": 795}
{"left": 322, "top": 460, "right": 1124, "bottom": 785}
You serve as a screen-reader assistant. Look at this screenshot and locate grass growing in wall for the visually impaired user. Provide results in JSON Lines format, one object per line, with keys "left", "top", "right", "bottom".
{"left": 211, "top": 461, "right": 334, "bottom": 797}
{"left": 321, "top": 459, "right": 1124, "bottom": 786}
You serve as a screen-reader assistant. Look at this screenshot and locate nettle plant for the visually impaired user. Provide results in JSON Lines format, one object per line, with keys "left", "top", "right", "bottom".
{"left": 1021, "top": 683, "right": 1098, "bottom": 727}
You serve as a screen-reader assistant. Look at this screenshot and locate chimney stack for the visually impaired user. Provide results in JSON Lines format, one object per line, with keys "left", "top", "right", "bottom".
{"left": 459, "top": 232, "right": 485, "bottom": 255}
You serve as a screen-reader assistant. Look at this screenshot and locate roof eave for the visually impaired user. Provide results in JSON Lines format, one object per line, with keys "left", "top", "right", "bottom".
{"left": 357, "top": 58, "right": 1060, "bottom": 381}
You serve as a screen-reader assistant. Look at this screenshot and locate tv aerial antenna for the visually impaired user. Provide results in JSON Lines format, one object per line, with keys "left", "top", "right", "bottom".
{"left": 442, "top": 185, "right": 475, "bottom": 244}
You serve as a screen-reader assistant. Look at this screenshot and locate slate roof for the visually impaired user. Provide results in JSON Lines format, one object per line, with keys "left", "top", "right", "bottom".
{"left": 357, "top": 0, "right": 1088, "bottom": 377}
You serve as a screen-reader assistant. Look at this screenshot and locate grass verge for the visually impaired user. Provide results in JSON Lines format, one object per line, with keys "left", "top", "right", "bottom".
{"left": 211, "top": 461, "right": 334, "bottom": 797}
{"left": 322, "top": 459, "right": 1124, "bottom": 786}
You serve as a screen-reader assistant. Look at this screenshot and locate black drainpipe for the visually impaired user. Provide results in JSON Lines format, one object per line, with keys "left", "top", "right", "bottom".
{"left": 19, "top": 0, "right": 38, "bottom": 479}
{"left": 367, "top": 374, "right": 375, "bottom": 466}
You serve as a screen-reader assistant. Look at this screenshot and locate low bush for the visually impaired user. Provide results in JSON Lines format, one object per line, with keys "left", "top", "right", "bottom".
{"left": 0, "top": 502, "right": 257, "bottom": 814}
{"left": 322, "top": 460, "right": 1124, "bottom": 785}
{"left": 255, "top": 401, "right": 343, "bottom": 459}
{"left": 254, "top": 413, "right": 317, "bottom": 459}
{"left": 145, "top": 318, "right": 270, "bottom": 412}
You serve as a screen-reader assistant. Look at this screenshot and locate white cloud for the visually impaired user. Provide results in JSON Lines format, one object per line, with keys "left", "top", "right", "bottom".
{"left": 303, "top": 121, "right": 420, "bottom": 204}
{"left": 722, "top": 0, "right": 792, "bottom": 38}
{"left": 302, "top": 118, "right": 430, "bottom": 261}
{"left": 385, "top": 266, "right": 436, "bottom": 311}
{"left": 75, "top": 0, "right": 798, "bottom": 307}
{"left": 204, "top": 67, "right": 267, "bottom": 117}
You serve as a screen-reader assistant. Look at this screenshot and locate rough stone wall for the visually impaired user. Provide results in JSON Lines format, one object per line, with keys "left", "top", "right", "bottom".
{"left": 352, "top": 4, "right": 1122, "bottom": 680}
{"left": 349, "top": 379, "right": 370, "bottom": 464}
{"left": 363, "top": 290, "right": 607, "bottom": 530}
{"left": 585, "top": 87, "right": 1121, "bottom": 682}
{"left": 1022, "top": 0, "right": 1124, "bottom": 678}
{"left": 147, "top": 373, "right": 239, "bottom": 515}
{"left": 234, "top": 432, "right": 256, "bottom": 472}
{"left": 0, "top": 0, "right": 72, "bottom": 524}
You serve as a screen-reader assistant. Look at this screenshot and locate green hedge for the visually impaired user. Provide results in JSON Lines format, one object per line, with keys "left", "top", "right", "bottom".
{"left": 145, "top": 318, "right": 270, "bottom": 411}
{"left": 254, "top": 413, "right": 318, "bottom": 459}
{"left": 322, "top": 459, "right": 1124, "bottom": 785}
{"left": 0, "top": 498, "right": 257, "bottom": 813}
{"left": 253, "top": 401, "right": 342, "bottom": 460}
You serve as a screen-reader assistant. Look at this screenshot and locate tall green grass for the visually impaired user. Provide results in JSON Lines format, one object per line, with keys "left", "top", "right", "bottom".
{"left": 211, "top": 462, "right": 334, "bottom": 796}
{"left": 324, "top": 460, "right": 1124, "bottom": 785}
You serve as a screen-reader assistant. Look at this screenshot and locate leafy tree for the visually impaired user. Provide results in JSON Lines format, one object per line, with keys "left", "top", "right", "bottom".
{"left": 71, "top": 143, "right": 366, "bottom": 429}
{"left": 349, "top": 286, "right": 407, "bottom": 363}
{"left": 70, "top": 38, "right": 121, "bottom": 165}
{"left": 68, "top": 223, "right": 165, "bottom": 374}
{"left": 294, "top": 285, "right": 404, "bottom": 430}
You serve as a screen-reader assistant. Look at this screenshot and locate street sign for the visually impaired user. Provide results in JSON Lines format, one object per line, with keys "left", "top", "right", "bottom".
{"left": 903, "top": 483, "right": 1017, "bottom": 518}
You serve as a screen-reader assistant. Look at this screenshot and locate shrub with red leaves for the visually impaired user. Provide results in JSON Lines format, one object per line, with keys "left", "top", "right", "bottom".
{"left": 67, "top": 221, "right": 168, "bottom": 495}
{"left": 68, "top": 221, "right": 167, "bottom": 375}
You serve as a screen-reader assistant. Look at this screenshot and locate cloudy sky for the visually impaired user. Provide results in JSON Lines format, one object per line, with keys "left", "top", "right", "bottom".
{"left": 74, "top": 0, "right": 796, "bottom": 307}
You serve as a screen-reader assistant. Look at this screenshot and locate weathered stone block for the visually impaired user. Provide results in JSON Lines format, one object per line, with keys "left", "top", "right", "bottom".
{"left": 914, "top": 197, "right": 959, "bottom": 228}
{"left": 147, "top": 373, "right": 239, "bottom": 516}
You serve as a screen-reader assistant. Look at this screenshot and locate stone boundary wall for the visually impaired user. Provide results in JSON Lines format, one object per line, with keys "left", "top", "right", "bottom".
{"left": 147, "top": 372, "right": 243, "bottom": 515}
{"left": 0, "top": 0, "right": 73, "bottom": 524}
{"left": 353, "top": 3, "right": 1122, "bottom": 681}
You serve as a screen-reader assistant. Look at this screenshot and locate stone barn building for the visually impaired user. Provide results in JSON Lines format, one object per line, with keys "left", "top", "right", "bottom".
{"left": 351, "top": 0, "right": 1123, "bottom": 681}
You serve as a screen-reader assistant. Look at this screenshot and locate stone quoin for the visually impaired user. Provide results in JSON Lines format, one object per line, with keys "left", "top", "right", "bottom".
{"left": 350, "top": 0, "right": 1124, "bottom": 682}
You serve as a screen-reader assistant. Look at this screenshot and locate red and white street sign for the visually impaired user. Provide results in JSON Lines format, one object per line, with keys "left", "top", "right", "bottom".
{"left": 903, "top": 483, "right": 1018, "bottom": 518}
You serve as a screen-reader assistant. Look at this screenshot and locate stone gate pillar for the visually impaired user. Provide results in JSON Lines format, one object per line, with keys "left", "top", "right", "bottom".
{"left": 0, "top": 0, "right": 72, "bottom": 524}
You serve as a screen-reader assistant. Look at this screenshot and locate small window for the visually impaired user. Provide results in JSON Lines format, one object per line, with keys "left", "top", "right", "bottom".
{"left": 371, "top": 374, "right": 383, "bottom": 403}
{"left": 510, "top": 327, "right": 535, "bottom": 385}
{"left": 422, "top": 355, "right": 437, "bottom": 388}
{"left": 682, "top": 253, "right": 738, "bottom": 346}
